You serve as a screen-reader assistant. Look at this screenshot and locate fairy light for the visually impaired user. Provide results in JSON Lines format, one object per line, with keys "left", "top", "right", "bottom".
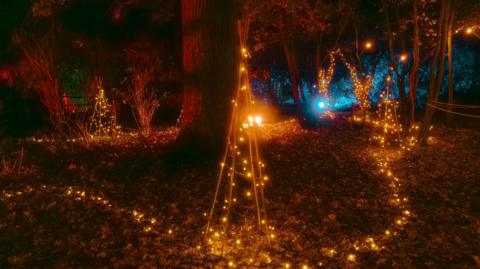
{"left": 347, "top": 254, "right": 356, "bottom": 262}
{"left": 1, "top": 185, "right": 162, "bottom": 236}
{"left": 203, "top": 26, "right": 272, "bottom": 266}
{"left": 326, "top": 49, "right": 374, "bottom": 116}
{"left": 89, "top": 88, "right": 121, "bottom": 139}
{"left": 399, "top": 53, "right": 408, "bottom": 63}
{"left": 317, "top": 53, "right": 336, "bottom": 98}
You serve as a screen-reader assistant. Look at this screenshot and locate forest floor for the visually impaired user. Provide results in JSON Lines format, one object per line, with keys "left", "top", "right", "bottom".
{"left": 0, "top": 118, "right": 479, "bottom": 268}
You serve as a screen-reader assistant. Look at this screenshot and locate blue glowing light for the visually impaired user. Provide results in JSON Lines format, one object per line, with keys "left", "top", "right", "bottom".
{"left": 317, "top": 101, "right": 326, "bottom": 109}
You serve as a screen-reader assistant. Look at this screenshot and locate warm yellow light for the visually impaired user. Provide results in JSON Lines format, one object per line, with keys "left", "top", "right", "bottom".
{"left": 347, "top": 254, "right": 356, "bottom": 262}
{"left": 246, "top": 191, "right": 251, "bottom": 197}
{"left": 255, "top": 116, "right": 263, "bottom": 125}
{"left": 466, "top": 27, "right": 474, "bottom": 35}
{"left": 400, "top": 53, "right": 408, "bottom": 62}
{"left": 364, "top": 41, "right": 373, "bottom": 49}
{"left": 247, "top": 116, "right": 253, "bottom": 126}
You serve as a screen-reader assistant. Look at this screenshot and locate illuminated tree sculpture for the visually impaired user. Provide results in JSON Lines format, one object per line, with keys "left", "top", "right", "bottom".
{"left": 203, "top": 24, "right": 273, "bottom": 265}
{"left": 89, "top": 88, "right": 121, "bottom": 139}
{"left": 317, "top": 52, "right": 336, "bottom": 98}
{"left": 371, "top": 80, "right": 403, "bottom": 149}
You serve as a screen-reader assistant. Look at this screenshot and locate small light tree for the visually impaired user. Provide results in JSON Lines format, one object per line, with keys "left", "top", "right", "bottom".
{"left": 123, "top": 47, "right": 161, "bottom": 136}
{"left": 89, "top": 86, "right": 121, "bottom": 139}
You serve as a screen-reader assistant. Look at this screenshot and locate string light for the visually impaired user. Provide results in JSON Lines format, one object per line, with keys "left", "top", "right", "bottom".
{"left": 89, "top": 88, "right": 121, "bottom": 139}
{"left": 1, "top": 185, "right": 162, "bottom": 235}
{"left": 317, "top": 53, "right": 336, "bottom": 98}
{"left": 203, "top": 28, "right": 272, "bottom": 265}
{"left": 317, "top": 49, "right": 374, "bottom": 119}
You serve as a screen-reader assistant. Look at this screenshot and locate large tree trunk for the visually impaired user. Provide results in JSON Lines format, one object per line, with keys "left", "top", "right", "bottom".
{"left": 446, "top": 13, "right": 454, "bottom": 125}
{"left": 409, "top": 0, "right": 420, "bottom": 126}
{"left": 419, "top": 0, "right": 451, "bottom": 143}
{"left": 279, "top": 18, "right": 301, "bottom": 106}
{"left": 177, "top": 0, "right": 237, "bottom": 159}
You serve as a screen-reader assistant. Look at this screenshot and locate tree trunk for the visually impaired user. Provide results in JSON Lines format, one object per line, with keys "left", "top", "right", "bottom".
{"left": 279, "top": 19, "right": 301, "bottom": 106}
{"left": 177, "top": 0, "right": 237, "bottom": 159}
{"left": 398, "top": 78, "right": 408, "bottom": 125}
{"left": 384, "top": 4, "right": 408, "bottom": 126}
{"left": 446, "top": 13, "right": 454, "bottom": 125}
{"left": 409, "top": 0, "right": 420, "bottom": 126}
{"left": 419, "top": 0, "right": 451, "bottom": 143}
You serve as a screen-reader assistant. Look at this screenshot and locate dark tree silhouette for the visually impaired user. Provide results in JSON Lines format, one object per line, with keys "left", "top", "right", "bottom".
{"left": 177, "top": 0, "right": 238, "bottom": 159}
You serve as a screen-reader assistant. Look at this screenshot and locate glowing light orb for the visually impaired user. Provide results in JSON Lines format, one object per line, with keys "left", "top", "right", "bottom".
{"left": 364, "top": 41, "right": 373, "bottom": 49}
{"left": 316, "top": 101, "right": 328, "bottom": 111}
{"left": 255, "top": 116, "right": 263, "bottom": 125}
{"left": 466, "top": 27, "right": 474, "bottom": 35}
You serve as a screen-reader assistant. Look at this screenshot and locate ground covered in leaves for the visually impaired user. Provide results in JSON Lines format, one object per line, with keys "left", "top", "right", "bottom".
{"left": 0, "top": 120, "right": 479, "bottom": 268}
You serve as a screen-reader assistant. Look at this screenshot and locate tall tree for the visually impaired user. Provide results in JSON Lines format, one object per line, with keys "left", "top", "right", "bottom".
{"left": 13, "top": 0, "right": 72, "bottom": 128}
{"left": 245, "top": 0, "right": 312, "bottom": 107}
{"left": 383, "top": 0, "right": 410, "bottom": 126}
{"left": 178, "top": 0, "right": 238, "bottom": 156}
{"left": 419, "top": 0, "right": 453, "bottom": 143}
{"left": 409, "top": 0, "right": 421, "bottom": 126}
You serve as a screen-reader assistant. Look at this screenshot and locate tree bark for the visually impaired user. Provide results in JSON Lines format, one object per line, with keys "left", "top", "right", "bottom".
{"left": 446, "top": 12, "right": 454, "bottom": 125}
{"left": 409, "top": 0, "right": 420, "bottom": 126}
{"left": 177, "top": 0, "right": 238, "bottom": 159}
{"left": 419, "top": 0, "right": 451, "bottom": 143}
{"left": 279, "top": 18, "right": 301, "bottom": 106}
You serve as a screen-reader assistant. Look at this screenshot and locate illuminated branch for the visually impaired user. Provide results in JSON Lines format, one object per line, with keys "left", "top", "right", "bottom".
{"left": 203, "top": 23, "right": 272, "bottom": 263}
{"left": 124, "top": 48, "right": 161, "bottom": 136}
{"left": 13, "top": 30, "right": 64, "bottom": 126}
{"left": 317, "top": 53, "right": 336, "bottom": 98}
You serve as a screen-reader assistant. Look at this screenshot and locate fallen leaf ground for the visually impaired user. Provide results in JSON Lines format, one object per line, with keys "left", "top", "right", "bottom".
{"left": 0, "top": 119, "right": 479, "bottom": 268}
